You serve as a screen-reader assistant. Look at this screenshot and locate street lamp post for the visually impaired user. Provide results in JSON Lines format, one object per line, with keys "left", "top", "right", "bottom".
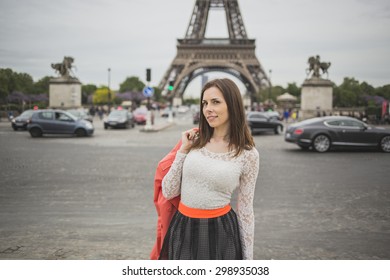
{"left": 107, "top": 68, "right": 111, "bottom": 112}
{"left": 268, "top": 69, "right": 272, "bottom": 109}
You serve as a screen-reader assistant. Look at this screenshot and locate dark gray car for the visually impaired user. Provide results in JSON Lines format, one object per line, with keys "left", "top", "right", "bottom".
{"left": 66, "top": 109, "right": 93, "bottom": 123}
{"left": 11, "top": 109, "right": 34, "bottom": 130}
{"left": 285, "top": 116, "right": 390, "bottom": 152}
{"left": 247, "top": 111, "right": 284, "bottom": 135}
{"left": 27, "top": 109, "right": 94, "bottom": 137}
{"left": 104, "top": 109, "right": 135, "bottom": 129}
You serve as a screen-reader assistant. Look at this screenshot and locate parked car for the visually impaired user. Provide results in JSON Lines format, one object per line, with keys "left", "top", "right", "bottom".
{"left": 66, "top": 109, "right": 93, "bottom": 123}
{"left": 246, "top": 111, "right": 284, "bottom": 135}
{"left": 11, "top": 109, "right": 34, "bottom": 130}
{"left": 27, "top": 109, "right": 94, "bottom": 137}
{"left": 133, "top": 108, "right": 148, "bottom": 125}
{"left": 264, "top": 110, "right": 282, "bottom": 121}
{"left": 177, "top": 105, "right": 189, "bottom": 114}
{"left": 160, "top": 107, "right": 175, "bottom": 118}
{"left": 285, "top": 116, "right": 390, "bottom": 153}
{"left": 104, "top": 109, "right": 135, "bottom": 129}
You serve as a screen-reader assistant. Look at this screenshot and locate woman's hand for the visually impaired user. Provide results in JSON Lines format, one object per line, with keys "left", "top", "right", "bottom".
{"left": 179, "top": 128, "right": 199, "bottom": 154}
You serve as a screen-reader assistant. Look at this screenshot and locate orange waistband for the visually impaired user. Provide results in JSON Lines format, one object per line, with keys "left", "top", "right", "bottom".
{"left": 178, "top": 202, "right": 231, "bottom": 218}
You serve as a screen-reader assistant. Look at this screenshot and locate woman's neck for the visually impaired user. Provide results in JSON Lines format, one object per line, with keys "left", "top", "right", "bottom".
{"left": 211, "top": 127, "right": 229, "bottom": 142}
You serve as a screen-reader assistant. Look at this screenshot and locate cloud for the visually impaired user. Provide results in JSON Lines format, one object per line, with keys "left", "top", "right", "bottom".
{"left": 0, "top": 0, "right": 389, "bottom": 93}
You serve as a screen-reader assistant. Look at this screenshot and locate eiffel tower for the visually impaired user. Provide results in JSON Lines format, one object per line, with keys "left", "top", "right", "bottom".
{"left": 159, "top": 0, "right": 270, "bottom": 102}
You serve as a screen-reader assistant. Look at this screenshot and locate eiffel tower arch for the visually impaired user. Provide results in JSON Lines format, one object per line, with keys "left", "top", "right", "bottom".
{"left": 159, "top": 0, "right": 270, "bottom": 103}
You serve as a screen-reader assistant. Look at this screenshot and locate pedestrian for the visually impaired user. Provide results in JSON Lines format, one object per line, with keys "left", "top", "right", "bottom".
{"left": 283, "top": 108, "right": 289, "bottom": 123}
{"left": 159, "top": 78, "right": 260, "bottom": 260}
{"left": 89, "top": 106, "right": 96, "bottom": 117}
{"left": 291, "top": 110, "right": 297, "bottom": 122}
{"left": 97, "top": 106, "right": 103, "bottom": 120}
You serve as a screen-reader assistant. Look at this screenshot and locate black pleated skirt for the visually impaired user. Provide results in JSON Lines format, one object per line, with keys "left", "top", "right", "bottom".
{"left": 159, "top": 208, "right": 243, "bottom": 260}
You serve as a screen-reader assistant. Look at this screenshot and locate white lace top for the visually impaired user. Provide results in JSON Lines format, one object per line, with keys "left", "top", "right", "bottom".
{"left": 162, "top": 146, "right": 260, "bottom": 260}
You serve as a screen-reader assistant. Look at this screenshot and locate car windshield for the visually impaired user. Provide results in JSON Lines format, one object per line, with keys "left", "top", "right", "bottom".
{"left": 20, "top": 110, "right": 34, "bottom": 118}
{"left": 67, "top": 110, "right": 82, "bottom": 117}
{"left": 248, "top": 113, "right": 267, "bottom": 119}
{"left": 109, "top": 110, "right": 126, "bottom": 117}
{"left": 264, "top": 111, "right": 279, "bottom": 117}
{"left": 134, "top": 109, "right": 147, "bottom": 115}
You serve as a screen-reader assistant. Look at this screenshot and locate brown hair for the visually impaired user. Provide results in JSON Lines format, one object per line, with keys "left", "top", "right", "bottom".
{"left": 191, "top": 78, "right": 255, "bottom": 156}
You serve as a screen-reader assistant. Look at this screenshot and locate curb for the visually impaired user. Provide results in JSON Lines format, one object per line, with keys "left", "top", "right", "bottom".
{"left": 139, "top": 122, "right": 175, "bottom": 133}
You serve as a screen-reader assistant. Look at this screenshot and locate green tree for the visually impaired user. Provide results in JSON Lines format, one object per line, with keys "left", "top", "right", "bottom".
{"left": 271, "top": 86, "right": 284, "bottom": 101}
{"left": 152, "top": 86, "right": 163, "bottom": 103}
{"left": 32, "top": 76, "right": 52, "bottom": 94}
{"left": 14, "top": 72, "right": 34, "bottom": 94}
{"left": 0, "top": 68, "right": 34, "bottom": 103}
{"left": 119, "top": 76, "right": 145, "bottom": 92}
{"left": 93, "top": 87, "right": 110, "bottom": 104}
{"left": 375, "top": 84, "right": 390, "bottom": 100}
{"left": 82, "top": 84, "right": 97, "bottom": 95}
{"left": 360, "top": 81, "right": 375, "bottom": 96}
{"left": 0, "top": 68, "right": 13, "bottom": 102}
{"left": 183, "top": 97, "right": 200, "bottom": 105}
{"left": 257, "top": 85, "right": 283, "bottom": 103}
{"left": 285, "top": 82, "right": 301, "bottom": 98}
{"left": 82, "top": 84, "right": 98, "bottom": 104}
{"left": 333, "top": 77, "right": 364, "bottom": 107}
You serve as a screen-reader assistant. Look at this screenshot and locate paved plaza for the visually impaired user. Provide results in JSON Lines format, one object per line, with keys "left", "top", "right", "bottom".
{"left": 0, "top": 114, "right": 389, "bottom": 260}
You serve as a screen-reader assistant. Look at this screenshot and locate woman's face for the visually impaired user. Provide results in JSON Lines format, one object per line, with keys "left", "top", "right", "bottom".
{"left": 202, "top": 86, "right": 229, "bottom": 130}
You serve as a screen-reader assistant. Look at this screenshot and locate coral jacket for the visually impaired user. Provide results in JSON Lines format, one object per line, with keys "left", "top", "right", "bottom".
{"left": 150, "top": 140, "right": 181, "bottom": 260}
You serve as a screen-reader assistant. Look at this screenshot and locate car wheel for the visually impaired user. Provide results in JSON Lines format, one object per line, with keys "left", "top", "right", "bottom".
{"left": 29, "top": 127, "right": 42, "bottom": 137}
{"left": 12, "top": 127, "right": 18, "bottom": 131}
{"left": 379, "top": 135, "right": 390, "bottom": 152}
{"left": 274, "top": 125, "right": 283, "bottom": 135}
{"left": 312, "top": 134, "right": 331, "bottom": 152}
{"left": 104, "top": 124, "right": 108, "bottom": 129}
{"left": 75, "top": 128, "right": 87, "bottom": 137}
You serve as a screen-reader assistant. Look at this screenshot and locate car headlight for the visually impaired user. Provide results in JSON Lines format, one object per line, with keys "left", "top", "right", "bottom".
{"left": 12, "top": 119, "right": 16, "bottom": 123}
{"left": 85, "top": 122, "right": 93, "bottom": 129}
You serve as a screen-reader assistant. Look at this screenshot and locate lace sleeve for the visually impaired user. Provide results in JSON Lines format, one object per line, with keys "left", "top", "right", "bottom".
{"left": 162, "top": 152, "right": 187, "bottom": 200}
{"left": 237, "top": 148, "right": 259, "bottom": 260}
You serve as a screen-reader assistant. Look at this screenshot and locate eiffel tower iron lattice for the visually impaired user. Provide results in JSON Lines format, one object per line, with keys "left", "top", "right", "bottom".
{"left": 159, "top": 0, "right": 270, "bottom": 104}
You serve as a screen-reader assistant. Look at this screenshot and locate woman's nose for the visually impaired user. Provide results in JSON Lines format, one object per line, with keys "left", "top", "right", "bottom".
{"left": 205, "top": 106, "right": 213, "bottom": 112}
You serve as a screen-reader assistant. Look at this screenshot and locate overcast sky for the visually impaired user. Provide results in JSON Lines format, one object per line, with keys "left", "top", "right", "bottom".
{"left": 1, "top": 0, "right": 389, "bottom": 97}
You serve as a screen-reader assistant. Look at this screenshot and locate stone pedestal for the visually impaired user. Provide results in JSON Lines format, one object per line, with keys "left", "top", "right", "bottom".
{"left": 172, "top": 97, "right": 182, "bottom": 107}
{"left": 300, "top": 77, "right": 333, "bottom": 119}
{"left": 49, "top": 77, "right": 82, "bottom": 109}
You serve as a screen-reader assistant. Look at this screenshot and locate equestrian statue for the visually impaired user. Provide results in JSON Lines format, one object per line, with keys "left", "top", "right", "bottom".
{"left": 51, "top": 56, "right": 76, "bottom": 78}
{"left": 306, "top": 55, "right": 331, "bottom": 78}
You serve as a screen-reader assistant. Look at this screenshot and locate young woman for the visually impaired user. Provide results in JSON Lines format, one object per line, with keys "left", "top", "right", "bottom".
{"left": 159, "top": 78, "right": 259, "bottom": 260}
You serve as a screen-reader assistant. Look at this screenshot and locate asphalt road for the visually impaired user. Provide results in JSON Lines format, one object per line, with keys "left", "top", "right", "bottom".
{"left": 0, "top": 114, "right": 389, "bottom": 260}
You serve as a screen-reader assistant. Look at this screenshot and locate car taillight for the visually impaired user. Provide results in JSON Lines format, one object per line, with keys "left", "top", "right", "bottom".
{"left": 294, "top": 128, "right": 304, "bottom": 135}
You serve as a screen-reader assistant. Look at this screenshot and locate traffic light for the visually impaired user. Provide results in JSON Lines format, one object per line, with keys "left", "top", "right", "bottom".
{"left": 168, "top": 81, "right": 174, "bottom": 91}
{"left": 146, "top": 68, "right": 151, "bottom": 82}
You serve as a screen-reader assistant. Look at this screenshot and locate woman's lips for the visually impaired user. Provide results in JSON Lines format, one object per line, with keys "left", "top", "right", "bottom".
{"left": 207, "top": 115, "right": 217, "bottom": 121}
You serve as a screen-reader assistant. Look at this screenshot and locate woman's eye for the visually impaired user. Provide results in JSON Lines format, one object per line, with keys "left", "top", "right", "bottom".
{"left": 202, "top": 100, "right": 220, "bottom": 107}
